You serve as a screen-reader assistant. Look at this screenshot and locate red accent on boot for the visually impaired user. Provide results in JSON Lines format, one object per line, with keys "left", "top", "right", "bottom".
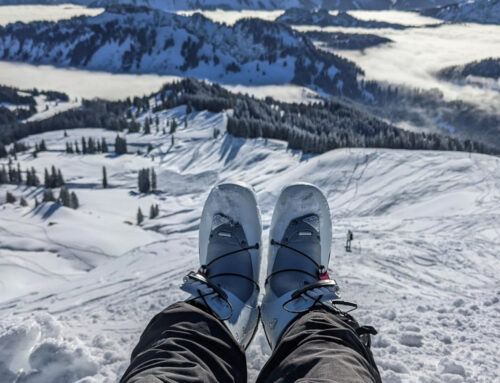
{"left": 319, "top": 270, "right": 330, "bottom": 280}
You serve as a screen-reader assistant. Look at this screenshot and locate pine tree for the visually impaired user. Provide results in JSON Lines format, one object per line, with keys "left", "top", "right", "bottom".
{"left": 44, "top": 168, "right": 50, "bottom": 188}
{"left": 151, "top": 168, "right": 157, "bottom": 191}
{"left": 138, "top": 168, "right": 150, "bottom": 193}
{"left": 57, "top": 169, "right": 65, "bottom": 186}
{"left": 115, "top": 135, "right": 127, "bottom": 155}
{"left": 82, "top": 137, "right": 87, "bottom": 154}
{"left": 0, "top": 166, "right": 8, "bottom": 184}
{"left": 144, "top": 117, "right": 151, "bottom": 134}
{"left": 59, "top": 186, "right": 71, "bottom": 207}
{"left": 70, "top": 191, "right": 79, "bottom": 209}
{"left": 17, "top": 163, "right": 22, "bottom": 184}
{"left": 35, "top": 197, "right": 40, "bottom": 207}
{"left": 64, "top": 130, "right": 68, "bottom": 137}
{"left": 6, "top": 191, "right": 16, "bottom": 203}
{"left": 149, "top": 204, "right": 156, "bottom": 219}
{"left": 137, "top": 208, "right": 144, "bottom": 225}
{"left": 75, "top": 141, "right": 80, "bottom": 154}
{"left": 51, "top": 166, "right": 57, "bottom": 186}
{"left": 102, "top": 166, "right": 108, "bottom": 188}
{"left": 88, "top": 137, "right": 96, "bottom": 154}
{"left": 25, "top": 168, "right": 32, "bottom": 186}
{"left": 43, "top": 189, "right": 55, "bottom": 202}
{"left": 20, "top": 197, "right": 28, "bottom": 207}
{"left": 101, "top": 138, "right": 108, "bottom": 153}
{"left": 170, "top": 119, "right": 177, "bottom": 134}
{"left": 40, "top": 140, "right": 47, "bottom": 151}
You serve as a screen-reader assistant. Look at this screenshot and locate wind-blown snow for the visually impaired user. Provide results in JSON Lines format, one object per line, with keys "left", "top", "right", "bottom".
{"left": 0, "top": 107, "right": 499, "bottom": 382}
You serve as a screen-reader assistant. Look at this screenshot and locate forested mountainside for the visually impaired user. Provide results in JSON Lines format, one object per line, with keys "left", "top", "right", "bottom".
{"left": 422, "top": 0, "right": 500, "bottom": 24}
{"left": 305, "top": 31, "right": 391, "bottom": 50}
{"left": 0, "top": 5, "right": 363, "bottom": 98}
{"left": 276, "top": 8, "right": 407, "bottom": 28}
{"left": 438, "top": 58, "right": 500, "bottom": 80}
{"left": 2, "top": 79, "right": 496, "bottom": 157}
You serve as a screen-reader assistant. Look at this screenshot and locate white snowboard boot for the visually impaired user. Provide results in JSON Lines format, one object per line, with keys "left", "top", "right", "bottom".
{"left": 181, "top": 182, "right": 262, "bottom": 349}
{"left": 261, "top": 183, "right": 346, "bottom": 349}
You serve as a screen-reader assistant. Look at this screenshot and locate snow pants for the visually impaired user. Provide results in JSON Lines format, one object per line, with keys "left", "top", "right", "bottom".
{"left": 120, "top": 301, "right": 381, "bottom": 383}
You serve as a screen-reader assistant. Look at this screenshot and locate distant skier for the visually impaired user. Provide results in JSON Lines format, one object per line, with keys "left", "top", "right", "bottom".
{"left": 346, "top": 229, "right": 354, "bottom": 252}
{"left": 120, "top": 183, "right": 380, "bottom": 383}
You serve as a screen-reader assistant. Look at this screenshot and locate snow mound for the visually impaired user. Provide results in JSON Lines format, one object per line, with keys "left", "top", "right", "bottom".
{"left": 0, "top": 314, "right": 99, "bottom": 383}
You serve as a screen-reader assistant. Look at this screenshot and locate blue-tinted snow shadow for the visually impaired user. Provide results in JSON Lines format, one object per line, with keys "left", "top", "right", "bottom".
{"left": 31, "top": 202, "right": 62, "bottom": 220}
{"left": 219, "top": 135, "right": 244, "bottom": 165}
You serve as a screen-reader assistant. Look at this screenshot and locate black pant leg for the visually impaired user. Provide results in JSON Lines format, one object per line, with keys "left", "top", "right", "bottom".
{"left": 120, "top": 301, "right": 247, "bottom": 383}
{"left": 257, "top": 308, "right": 381, "bottom": 383}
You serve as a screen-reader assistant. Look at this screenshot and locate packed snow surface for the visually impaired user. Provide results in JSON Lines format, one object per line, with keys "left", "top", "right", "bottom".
{"left": 0, "top": 107, "right": 499, "bottom": 382}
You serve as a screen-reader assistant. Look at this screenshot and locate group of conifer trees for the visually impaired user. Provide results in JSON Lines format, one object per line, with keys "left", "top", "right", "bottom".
{"left": 0, "top": 162, "right": 40, "bottom": 187}
{"left": 115, "top": 135, "right": 127, "bottom": 155}
{"left": 0, "top": 141, "right": 30, "bottom": 158}
{"left": 138, "top": 168, "right": 157, "bottom": 193}
{"left": 66, "top": 137, "right": 109, "bottom": 154}
{"left": 1, "top": 162, "right": 79, "bottom": 209}
{"left": 137, "top": 203, "right": 160, "bottom": 225}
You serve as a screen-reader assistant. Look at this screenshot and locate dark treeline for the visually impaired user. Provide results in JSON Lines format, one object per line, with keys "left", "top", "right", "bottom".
{"left": 0, "top": 99, "right": 138, "bottom": 146}
{"left": 0, "top": 85, "right": 36, "bottom": 106}
{"left": 0, "top": 85, "right": 68, "bottom": 105}
{"left": 147, "top": 79, "right": 498, "bottom": 155}
{"left": 66, "top": 137, "right": 109, "bottom": 154}
{"left": 0, "top": 86, "right": 70, "bottom": 136}
{"left": 1, "top": 79, "right": 497, "bottom": 157}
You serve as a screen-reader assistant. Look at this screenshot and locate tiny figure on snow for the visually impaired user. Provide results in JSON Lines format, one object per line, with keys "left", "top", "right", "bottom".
{"left": 346, "top": 229, "right": 353, "bottom": 252}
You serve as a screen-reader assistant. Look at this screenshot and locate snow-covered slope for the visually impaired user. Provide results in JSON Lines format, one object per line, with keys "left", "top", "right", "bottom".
{"left": 0, "top": 105, "right": 499, "bottom": 382}
{"left": 422, "top": 0, "right": 500, "bottom": 25}
{"left": 0, "top": 5, "right": 362, "bottom": 98}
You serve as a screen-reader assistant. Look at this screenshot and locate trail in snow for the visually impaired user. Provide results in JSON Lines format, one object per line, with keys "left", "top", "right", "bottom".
{"left": 0, "top": 107, "right": 499, "bottom": 383}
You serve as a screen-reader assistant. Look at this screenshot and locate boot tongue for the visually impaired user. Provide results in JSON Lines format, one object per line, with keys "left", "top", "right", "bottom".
{"left": 206, "top": 222, "right": 253, "bottom": 302}
{"left": 270, "top": 216, "right": 321, "bottom": 297}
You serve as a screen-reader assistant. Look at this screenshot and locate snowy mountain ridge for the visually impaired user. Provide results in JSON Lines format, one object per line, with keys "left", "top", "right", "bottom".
{"left": 0, "top": 5, "right": 363, "bottom": 98}
{"left": 0, "top": 0, "right": 468, "bottom": 11}
{"left": 276, "top": 8, "right": 408, "bottom": 28}
{"left": 0, "top": 102, "right": 499, "bottom": 382}
{"left": 422, "top": 0, "right": 500, "bottom": 24}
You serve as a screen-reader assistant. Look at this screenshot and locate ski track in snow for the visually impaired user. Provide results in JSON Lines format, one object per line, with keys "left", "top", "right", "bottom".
{"left": 0, "top": 107, "right": 499, "bottom": 382}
